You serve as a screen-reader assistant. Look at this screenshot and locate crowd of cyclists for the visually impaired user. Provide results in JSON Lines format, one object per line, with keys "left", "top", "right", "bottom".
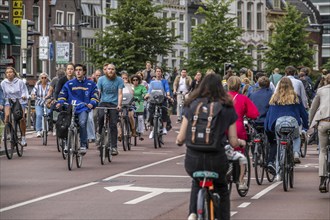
{"left": 0, "top": 61, "right": 329, "bottom": 220}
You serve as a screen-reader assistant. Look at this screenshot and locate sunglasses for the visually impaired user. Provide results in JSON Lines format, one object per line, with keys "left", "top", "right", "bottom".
{"left": 132, "top": 79, "right": 138, "bottom": 81}
{"left": 41, "top": 77, "right": 47, "bottom": 79}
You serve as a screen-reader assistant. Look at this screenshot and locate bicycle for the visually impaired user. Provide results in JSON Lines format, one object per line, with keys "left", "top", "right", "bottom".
{"left": 3, "top": 98, "right": 24, "bottom": 159}
{"left": 133, "top": 112, "right": 144, "bottom": 146}
{"left": 300, "top": 130, "right": 308, "bottom": 158}
{"left": 177, "top": 91, "right": 185, "bottom": 123}
{"left": 120, "top": 93, "right": 135, "bottom": 151}
{"left": 148, "top": 91, "right": 165, "bottom": 149}
{"left": 65, "top": 101, "right": 85, "bottom": 171}
{"left": 41, "top": 100, "right": 50, "bottom": 146}
{"left": 95, "top": 106, "right": 117, "bottom": 165}
{"left": 276, "top": 126, "right": 295, "bottom": 191}
{"left": 193, "top": 171, "right": 220, "bottom": 220}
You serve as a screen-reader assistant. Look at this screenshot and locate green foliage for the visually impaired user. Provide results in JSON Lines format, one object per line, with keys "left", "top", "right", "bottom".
{"left": 84, "top": 0, "right": 178, "bottom": 74}
{"left": 184, "top": 0, "right": 253, "bottom": 75}
{"left": 321, "top": 58, "right": 330, "bottom": 70}
{"left": 264, "top": 4, "right": 315, "bottom": 73}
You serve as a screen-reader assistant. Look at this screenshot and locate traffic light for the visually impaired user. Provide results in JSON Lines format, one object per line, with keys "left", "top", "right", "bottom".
{"left": 21, "top": 19, "right": 39, "bottom": 49}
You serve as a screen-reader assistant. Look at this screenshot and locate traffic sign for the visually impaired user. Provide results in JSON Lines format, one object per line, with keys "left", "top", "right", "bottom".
{"left": 39, "top": 48, "right": 49, "bottom": 60}
{"left": 56, "top": 41, "right": 70, "bottom": 64}
{"left": 39, "top": 36, "right": 49, "bottom": 48}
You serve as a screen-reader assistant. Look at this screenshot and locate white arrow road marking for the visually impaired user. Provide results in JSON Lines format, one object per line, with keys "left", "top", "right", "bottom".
{"left": 104, "top": 184, "right": 191, "bottom": 204}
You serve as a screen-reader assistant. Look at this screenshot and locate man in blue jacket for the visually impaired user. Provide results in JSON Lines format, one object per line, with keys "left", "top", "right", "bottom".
{"left": 57, "top": 64, "right": 99, "bottom": 154}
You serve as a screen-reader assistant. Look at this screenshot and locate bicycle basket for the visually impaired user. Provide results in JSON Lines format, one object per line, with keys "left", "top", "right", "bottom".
{"left": 122, "top": 93, "right": 134, "bottom": 106}
{"left": 149, "top": 90, "right": 164, "bottom": 104}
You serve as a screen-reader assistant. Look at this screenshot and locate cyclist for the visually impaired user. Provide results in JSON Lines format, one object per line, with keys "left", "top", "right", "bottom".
{"left": 144, "top": 66, "right": 172, "bottom": 139}
{"left": 1, "top": 67, "right": 29, "bottom": 146}
{"left": 309, "top": 74, "right": 330, "bottom": 192}
{"left": 54, "top": 63, "right": 75, "bottom": 100}
{"left": 176, "top": 73, "right": 245, "bottom": 220}
{"left": 142, "top": 61, "right": 155, "bottom": 84}
{"left": 0, "top": 86, "right": 4, "bottom": 146}
{"left": 31, "top": 72, "right": 51, "bottom": 137}
{"left": 173, "top": 69, "right": 192, "bottom": 123}
{"left": 56, "top": 64, "right": 99, "bottom": 154}
{"left": 265, "top": 77, "right": 308, "bottom": 165}
{"left": 97, "top": 63, "right": 124, "bottom": 156}
{"left": 131, "top": 74, "right": 147, "bottom": 140}
{"left": 227, "top": 75, "right": 259, "bottom": 190}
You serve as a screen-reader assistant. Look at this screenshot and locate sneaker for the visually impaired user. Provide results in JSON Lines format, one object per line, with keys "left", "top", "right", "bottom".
{"left": 139, "top": 136, "right": 144, "bottom": 141}
{"left": 37, "top": 131, "right": 41, "bottom": 137}
{"left": 111, "top": 148, "right": 119, "bottom": 156}
{"left": 53, "top": 130, "right": 56, "bottom": 136}
{"left": 187, "top": 213, "right": 197, "bottom": 220}
{"left": 21, "top": 136, "right": 27, "bottom": 147}
{"left": 294, "top": 152, "right": 301, "bottom": 164}
{"left": 319, "top": 176, "right": 328, "bottom": 193}
{"left": 276, "top": 174, "right": 282, "bottom": 182}
{"left": 267, "top": 162, "right": 276, "bottom": 175}
{"left": 162, "top": 127, "right": 167, "bottom": 135}
{"left": 238, "top": 181, "right": 248, "bottom": 190}
{"left": 176, "top": 120, "right": 181, "bottom": 124}
{"left": 149, "top": 130, "right": 154, "bottom": 139}
{"left": 80, "top": 146, "right": 87, "bottom": 155}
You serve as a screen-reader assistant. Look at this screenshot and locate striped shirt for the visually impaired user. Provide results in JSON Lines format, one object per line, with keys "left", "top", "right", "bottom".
{"left": 31, "top": 82, "right": 50, "bottom": 106}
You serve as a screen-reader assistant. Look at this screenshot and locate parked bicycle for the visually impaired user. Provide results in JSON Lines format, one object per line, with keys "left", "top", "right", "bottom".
{"left": 193, "top": 171, "right": 220, "bottom": 220}
{"left": 96, "top": 106, "right": 117, "bottom": 165}
{"left": 3, "top": 98, "right": 24, "bottom": 159}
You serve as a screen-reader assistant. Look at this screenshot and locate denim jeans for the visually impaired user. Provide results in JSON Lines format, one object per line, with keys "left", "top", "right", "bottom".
{"left": 184, "top": 149, "right": 230, "bottom": 220}
{"left": 98, "top": 102, "right": 119, "bottom": 149}
{"left": 78, "top": 111, "right": 88, "bottom": 148}
{"left": 35, "top": 105, "right": 50, "bottom": 132}
{"left": 87, "top": 110, "right": 95, "bottom": 140}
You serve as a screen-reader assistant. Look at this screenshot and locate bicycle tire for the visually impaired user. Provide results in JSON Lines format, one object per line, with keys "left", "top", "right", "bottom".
{"left": 56, "top": 136, "right": 61, "bottom": 152}
{"left": 226, "top": 163, "right": 233, "bottom": 196}
{"left": 282, "top": 148, "right": 289, "bottom": 191}
{"left": 300, "top": 133, "right": 307, "bottom": 158}
{"left": 196, "top": 188, "right": 210, "bottom": 220}
{"left": 15, "top": 121, "right": 23, "bottom": 157}
{"left": 61, "top": 138, "right": 67, "bottom": 160}
{"left": 254, "top": 143, "right": 265, "bottom": 185}
{"left": 100, "top": 129, "right": 106, "bottom": 165}
{"left": 42, "top": 117, "right": 48, "bottom": 146}
{"left": 67, "top": 130, "right": 74, "bottom": 171}
{"left": 289, "top": 150, "right": 294, "bottom": 188}
{"left": 4, "top": 123, "right": 14, "bottom": 159}
{"left": 153, "top": 117, "right": 159, "bottom": 149}
{"left": 75, "top": 130, "right": 82, "bottom": 168}
{"left": 126, "top": 119, "right": 131, "bottom": 151}
{"left": 121, "top": 119, "right": 127, "bottom": 151}
{"left": 158, "top": 118, "right": 163, "bottom": 148}
{"left": 237, "top": 147, "right": 251, "bottom": 197}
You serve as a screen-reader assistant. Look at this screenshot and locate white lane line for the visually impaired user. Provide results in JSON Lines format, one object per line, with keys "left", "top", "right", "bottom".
{"left": 122, "top": 174, "right": 190, "bottom": 178}
{"left": 142, "top": 152, "right": 168, "bottom": 155}
{"left": 231, "top": 211, "right": 238, "bottom": 216}
{"left": 251, "top": 181, "right": 282, "bottom": 200}
{"left": 238, "top": 202, "right": 251, "bottom": 208}
{"left": 0, "top": 182, "right": 98, "bottom": 213}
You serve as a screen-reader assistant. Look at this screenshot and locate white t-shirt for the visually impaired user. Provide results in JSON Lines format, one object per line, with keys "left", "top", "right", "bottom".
{"left": 178, "top": 77, "right": 188, "bottom": 94}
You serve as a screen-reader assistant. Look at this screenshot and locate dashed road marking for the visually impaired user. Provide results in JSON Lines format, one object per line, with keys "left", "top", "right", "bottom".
{"left": 238, "top": 202, "right": 251, "bottom": 208}
{"left": 251, "top": 181, "right": 282, "bottom": 200}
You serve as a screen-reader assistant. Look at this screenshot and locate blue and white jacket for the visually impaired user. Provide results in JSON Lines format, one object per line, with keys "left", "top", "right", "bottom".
{"left": 57, "top": 77, "right": 99, "bottom": 114}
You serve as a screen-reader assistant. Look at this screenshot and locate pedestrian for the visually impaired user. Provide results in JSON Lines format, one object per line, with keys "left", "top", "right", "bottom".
{"left": 176, "top": 73, "right": 245, "bottom": 220}
{"left": 309, "top": 74, "right": 330, "bottom": 192}
{"left": 269, "top": 68, "right": 283, "bottom": 87}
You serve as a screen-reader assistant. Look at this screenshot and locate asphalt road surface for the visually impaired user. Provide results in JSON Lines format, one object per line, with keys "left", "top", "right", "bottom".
{"left": 0, "top": 119, "right": 329, "bottom": 220}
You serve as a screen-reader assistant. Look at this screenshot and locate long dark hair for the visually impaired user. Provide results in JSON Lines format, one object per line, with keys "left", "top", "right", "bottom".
{"left": 185, "top": 73, "right": 233, "bottom": 107}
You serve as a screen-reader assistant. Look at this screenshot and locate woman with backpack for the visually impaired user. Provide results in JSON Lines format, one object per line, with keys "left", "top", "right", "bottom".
{"left": 176, "top": 73, "right": 245, "bottom": 220}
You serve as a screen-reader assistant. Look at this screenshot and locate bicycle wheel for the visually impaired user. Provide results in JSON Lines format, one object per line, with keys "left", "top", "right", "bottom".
{"left": 61, "top": 138, "right": 67, "bottom": 160}
{"left": 289, "top": 151, "right": 294, "bottom": 188}
{"left": 158, "top": 118, "right": 163, "bottom": 148}
{"left": 196, "top": 188, "right": 209, "bottom": 220}
{"left": 4, "top": 123, "right": 14, "bottom": 159}
{"left": 121, "top": 119, "right": 127, "bottom": 151}
{"left": 282, "top": 148, "right": 289, "bottom": 191}
{"left": 226, "top": 163, "right": 234, "bottom": 196}
{"left": 67, "top": 130, "right": 74, "bottom": 170}
{"left": 300, "top": 133, "right": 307, "bottom": 158}
{"left": 42, "top": 117, "right": 48, "bottom": 146}
{"left": 125, "top": 119, "right": 131, "bottom": 151}
{"left": 15, "top": 121, "right": 23, "bottom": 157}
{"left": 237, "top": 148, "right": 251, "bottom": 197}
{"left": 254, "top": 143, "right": 265, "bottom": 185}
{"left": 100, "top": 129, "right": 106, "bottom": 165}
{"left": 107, "top": 130, "right": 112, "bottom": 162}
{"left": 153, "top": 117, "right": 159, "bottom": 149}
{"left": 56, "top": 136, "right": 61, "bottom": 152}
{"left": 76, "top": 131, "right": 82, "bottom": 168}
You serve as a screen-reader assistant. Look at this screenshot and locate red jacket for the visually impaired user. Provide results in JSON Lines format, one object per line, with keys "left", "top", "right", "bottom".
{"left": 228, "top": 91, "right": 259, "bottom": 151}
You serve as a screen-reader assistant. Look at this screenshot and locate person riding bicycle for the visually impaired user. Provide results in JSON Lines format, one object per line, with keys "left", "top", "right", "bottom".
{"left": 265, "top": 77, "right": 309, "bottom": 166}
{"left": 56, "top": 64, "right": 99, "bottom": 155}
{"left": 1, "top": 67, "right": 29, "bottom": 147}
{"left": 309, "top": 74, "right": 330, "bottom": 192}
{"left": 144, "top": 66, "right": 173, "bottom": 139}
{"left": 31, "top": 72, "right": 51, "bottom": 137}
{"left": 97, "top": 63, "right": 124, "bottom": 156}
{"left": 176, "top": 73, "right": 245, "bottom": 220}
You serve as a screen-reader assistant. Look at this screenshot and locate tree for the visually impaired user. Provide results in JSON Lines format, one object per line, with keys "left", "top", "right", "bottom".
{"left": 264, "top": 4, "right": 315, "bottom": 73}
{"left": 184, "top": 0, "right": 253, "bottom": 75}
{"left": 85, "top": 0, "right": 177, "bottom": 73}
{"left": 321, "top": 58, "right": 330, "bottom": 70}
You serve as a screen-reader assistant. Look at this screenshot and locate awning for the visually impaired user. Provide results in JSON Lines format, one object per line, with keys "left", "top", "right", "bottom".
{"left": 0, "top": 22, "right": 11, "bottom": 45}
{"left": 0, "top": 21, "right": 21, "bottom": 45}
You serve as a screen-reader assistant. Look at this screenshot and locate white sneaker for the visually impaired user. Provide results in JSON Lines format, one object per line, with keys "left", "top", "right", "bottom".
{"left": 149, "top": 130, "right": 154, "bottom": 139}
{"left": 21, "top": 136, "right": 27, "bottom": 146}
{"left": 238, "top": 181, "right": 248, "bottom": 190}
{"left": 53, "top": 130, "right": 56, "bottom": 136}
{"left": 162, "top": 127, "right": 167, "bottom": 135}
{"left": 187, "top": 213, "right": 197, "bottom": 220}
{"left": 37, "top": 131, "right": 41, "bottom": 137}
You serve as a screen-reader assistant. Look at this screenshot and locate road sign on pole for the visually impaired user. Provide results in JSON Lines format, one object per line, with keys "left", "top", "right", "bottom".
{"left": 55, "top": 41, "right": 70, "bottom": 64}
{"left": 39, "top": 36, "right": 49, "bottom": 61}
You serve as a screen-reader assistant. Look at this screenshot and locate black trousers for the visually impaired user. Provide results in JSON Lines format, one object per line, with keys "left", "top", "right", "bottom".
{"left": 98, "top": 102, "right": 119, "bottom": 148}
{"left": 184, "top": 149, "right": 230, "bottom": 220}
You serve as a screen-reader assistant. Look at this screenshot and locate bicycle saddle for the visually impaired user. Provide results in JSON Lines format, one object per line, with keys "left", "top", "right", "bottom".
{"left": 193, "top": 171, "right": 219, "bottom": 179}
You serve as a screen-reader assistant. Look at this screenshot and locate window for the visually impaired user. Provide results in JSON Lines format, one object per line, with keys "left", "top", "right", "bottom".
{"left": 81, "top": 4, "right": 91, "bottom": 16}
{"left": 257, "top": 3, "right": 262, "bottom": 30}
{"left": 247, "top": 2, "right": 253, "bottom": 30}
{"left": 163, "top": 11, "right": 167, "bottom": 18}
{"left": 247, "top": 45, "right": 254, "bottom": 56}
{"left": 323, "top": 35, "right": 330, "bottom": 44}
{"left": 172, "top": 50, "right": 176, "bottom": 58}
{"left": 56, "top": 10, "right": 64, "bottom": 26}
{"left": 106, "top": 0, "right": 111, "bottom": 24}
{"left": 93, "top": 5, "right": 102, "bottom": 16}
{"left": 273, "top": 0, "right": 280, "bottom": 9}
{"left": 67, "top": 12, "right": 75, "bottom": 30}
{"left": 81, "top": 4, "right": 101, "bottom": 29}
{"left": 82, "top": 38, "right": 97, "bottom": 74}
{"left": 171, "top": 13, "right": 176, "bottom": 19}
{"left": 36, "top": 48, "right": 42, "bottom": 73}
{"left": 171, "top": 21, "right": 176, "bottom": 38}
{"left": 179, "top": 14, "right": 184, "bottom": 21}
{"left": 33, "top": 6, "right": 40, "bottom": 31}
{"left": 237, "top": 1, "right": 243, "bottom": 28}
{"left": 269, "top": 29, "right": 274, "bottom": 43}
{"left": 179, "top": 23, "right": 184, "bottom": 40}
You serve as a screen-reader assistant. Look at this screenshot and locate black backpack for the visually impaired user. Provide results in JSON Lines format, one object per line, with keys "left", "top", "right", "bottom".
{"left": 55, "top": 107, "right": 72, "bottom": 139}
{"left": 301, "top": 79, "right": 314, "bottom": 103}
{"left": 185, "top": 99, "right": 222, "bottom": 152}
{"left": 10, "top": 98, "right": 23, "bottom": 121}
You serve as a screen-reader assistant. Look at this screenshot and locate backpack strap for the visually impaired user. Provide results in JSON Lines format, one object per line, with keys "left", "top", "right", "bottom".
{"left": 205, "top": 102, "right": 214, "bottom": 144}
{"left": 191, "top": 102, "right": 203, "bottom": 143}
